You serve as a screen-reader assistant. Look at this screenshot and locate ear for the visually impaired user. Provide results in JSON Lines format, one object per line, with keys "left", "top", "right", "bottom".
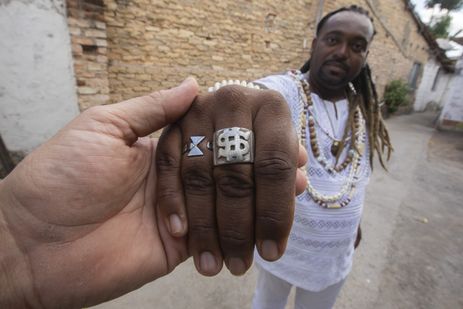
{"left": 311, "top": 37, "right": 317, "bottom": 51}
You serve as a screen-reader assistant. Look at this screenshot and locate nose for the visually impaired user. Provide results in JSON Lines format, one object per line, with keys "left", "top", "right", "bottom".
{"left": 333, "top": 42, "right": 349, "bottom": 59}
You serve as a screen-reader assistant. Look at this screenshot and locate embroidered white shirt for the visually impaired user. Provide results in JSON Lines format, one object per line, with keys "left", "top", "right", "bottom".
{"left": 254, "top": 72, "right": 371, "bottom": 292}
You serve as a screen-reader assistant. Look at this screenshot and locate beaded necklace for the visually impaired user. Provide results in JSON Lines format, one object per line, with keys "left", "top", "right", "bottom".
{"left": 289, "top": 70, "right": 367, "bottom": 209}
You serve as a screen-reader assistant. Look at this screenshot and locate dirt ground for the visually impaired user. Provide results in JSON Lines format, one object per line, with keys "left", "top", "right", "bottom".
{"left": 360, "top": 118, "right": 463, "bottom": 309}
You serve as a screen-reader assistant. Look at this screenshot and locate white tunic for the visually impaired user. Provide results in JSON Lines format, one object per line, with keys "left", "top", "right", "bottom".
{"left": 254, "top": 72, "right": 371, "bottom": 292}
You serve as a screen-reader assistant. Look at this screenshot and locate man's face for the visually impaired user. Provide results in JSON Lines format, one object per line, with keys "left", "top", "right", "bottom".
{"left": 310, "top": 11, "right": 374, "bottom": 90}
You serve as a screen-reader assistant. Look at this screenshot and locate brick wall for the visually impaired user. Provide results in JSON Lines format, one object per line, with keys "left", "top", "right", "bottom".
{"left": 103, "top": 0, "right": 318, "bottom": 103}
{"left": 67, "top": 0, "right": 431, "bottom": 109}
{"left": 67, "top": 0, "right": 110, "bottom": 110}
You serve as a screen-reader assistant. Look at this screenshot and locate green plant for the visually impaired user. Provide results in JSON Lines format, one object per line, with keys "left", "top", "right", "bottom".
{"left": 383, "top": 80, "right": 411, "bottom": 114}
{"left": 426, "top": 0, "right": 463, "bottom": 11}
{"left": 428, "top": 14, "right": 452, "bottom": 38}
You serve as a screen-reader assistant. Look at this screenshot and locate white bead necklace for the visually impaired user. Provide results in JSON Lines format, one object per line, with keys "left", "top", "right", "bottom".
{"left": 289, "top": 70, "right": 366, "bottom": 209}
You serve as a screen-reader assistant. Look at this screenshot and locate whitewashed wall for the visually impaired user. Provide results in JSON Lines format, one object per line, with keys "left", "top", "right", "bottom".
{"left": 414, "top": 57, "right": 452, "bottom": 112}
{"left": 438, "top": 57, "right": 463, "bottom": 129}
{"left": 0, "top": 0, "right": 79, "bottom": 153}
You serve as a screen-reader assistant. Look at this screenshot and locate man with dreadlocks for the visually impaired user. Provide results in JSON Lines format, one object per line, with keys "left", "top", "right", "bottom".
{"left": 247, "top": 5, "right": 392, "bottom": 309}
{"left": 156, "top": 4, "right": 392, "bottom": 309}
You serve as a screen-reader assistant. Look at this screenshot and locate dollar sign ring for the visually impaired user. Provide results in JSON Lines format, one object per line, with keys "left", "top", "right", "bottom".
{"left": 213, "top": 127, "right": 254, "bottom": 166}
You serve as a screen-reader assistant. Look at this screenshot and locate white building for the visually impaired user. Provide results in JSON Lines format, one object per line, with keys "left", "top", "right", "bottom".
{"left": 438, "top": 56, "right": 463, "bottom": 131}
{"left": 0, "top": 0, "right": 79, "bottom": 154}
{"left": 414, "top": 38, "right": 462, "bottom": 112}
{"left": 414, "top": 36, "right": 463, "bottom": 130}
{"left": 414, "top": 57, "right": 453, "bottom": 111}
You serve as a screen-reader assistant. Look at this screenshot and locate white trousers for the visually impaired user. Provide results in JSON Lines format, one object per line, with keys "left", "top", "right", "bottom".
{"left": 252, "top": 266, "right": 345, "bottom": 309}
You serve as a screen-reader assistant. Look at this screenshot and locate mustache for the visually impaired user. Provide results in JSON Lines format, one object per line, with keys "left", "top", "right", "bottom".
{"left": 323, "top": 60, "right": 349, "bottom": 71}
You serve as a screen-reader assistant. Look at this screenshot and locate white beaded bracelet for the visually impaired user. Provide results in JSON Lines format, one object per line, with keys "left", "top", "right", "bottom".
{"left": 208, "top": 80, "right": 262, "bottom": 92}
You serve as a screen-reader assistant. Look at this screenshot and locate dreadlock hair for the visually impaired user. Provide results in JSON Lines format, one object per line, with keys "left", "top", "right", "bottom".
{"left": 300, "top": 5, "right": 392, "bottom": 170}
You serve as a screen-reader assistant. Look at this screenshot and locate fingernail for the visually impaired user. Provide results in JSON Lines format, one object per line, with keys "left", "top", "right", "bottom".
{"left": 169, "top": 214, "right": 183, "bottom": 235}
{"left": 200, "top": 252, "right": 217, "bottom": 274}
{"left": 227, "top": 258, "right": 247, "bottom": 276}
{"left": 261, "top": 240, "right": 279, "bottom": 261}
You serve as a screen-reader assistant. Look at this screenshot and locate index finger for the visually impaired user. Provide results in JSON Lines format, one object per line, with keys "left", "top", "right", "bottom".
{"left": 252, "top": 90, "right": 299, "bottom": 261}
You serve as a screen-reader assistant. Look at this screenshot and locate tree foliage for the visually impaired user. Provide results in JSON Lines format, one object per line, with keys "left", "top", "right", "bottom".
{"left": 429, "top": 14, "right": 453, "bottom": 37}
{"left": 426, "top": 0, "right": 463, "bottom": 11}
{"left": 425, "top": 0, "right": 462, "bottom": 38}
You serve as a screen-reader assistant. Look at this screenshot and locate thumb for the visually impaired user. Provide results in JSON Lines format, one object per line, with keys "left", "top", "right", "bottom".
{"left": 110, "top": 77, "right": 199, "bottom": 139}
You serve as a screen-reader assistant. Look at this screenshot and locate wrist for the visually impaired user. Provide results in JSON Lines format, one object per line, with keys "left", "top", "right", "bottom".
{"left": 0, "top": 181, "right": 38, "bottom": 308}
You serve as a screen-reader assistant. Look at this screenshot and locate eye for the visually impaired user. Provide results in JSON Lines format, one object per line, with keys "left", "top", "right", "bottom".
{"left": 325, "top": 36, "right": 338, "bottom": 45}
{"left": 352, "top": 42, "right": 367, "bottom": 53}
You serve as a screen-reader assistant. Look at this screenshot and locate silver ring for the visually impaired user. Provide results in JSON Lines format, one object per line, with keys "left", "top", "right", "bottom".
{"left": 213, "top": 127, "right": 254, "bottom": 166}
{"left": 184, "top": 136, "right": 206, "bottom": 157}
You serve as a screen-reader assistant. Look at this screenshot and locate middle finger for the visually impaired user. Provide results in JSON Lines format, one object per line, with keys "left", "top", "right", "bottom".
{"left": 211, "top": 86, "right": 255, "bottom": 276}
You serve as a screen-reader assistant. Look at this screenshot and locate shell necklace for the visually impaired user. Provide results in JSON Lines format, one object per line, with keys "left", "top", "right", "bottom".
{"left": 289, "top": 70, "right": 367, "bottom": 209}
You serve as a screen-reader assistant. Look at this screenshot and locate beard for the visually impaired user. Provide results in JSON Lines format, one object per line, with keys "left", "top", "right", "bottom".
{"left": 318, "top": 66, "right": 350, "bottom": 88}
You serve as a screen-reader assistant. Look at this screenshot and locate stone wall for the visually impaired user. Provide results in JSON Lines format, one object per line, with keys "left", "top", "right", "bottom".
{"left": 103, "top": 0, "right": 317, "bottom": 103}
{"left": 67, "top": 0, "right": 432, "bottom": 108}
{"left": 67, "top": 0, "right": 110, "bottom": 109}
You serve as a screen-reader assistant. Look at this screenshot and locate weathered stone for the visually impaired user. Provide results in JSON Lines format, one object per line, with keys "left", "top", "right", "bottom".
{"left": 71, "top": 44, "right": 83, "bottom": 55}
{"left": 88, "top": 63, "right": 106, "bottom": 71}
{"left": 74, "top": 37, "right": 96, "bottom": 46}
{"left": 95, "top": 21, "right": 106, "bottom": 30}
{"left": 96, "top": 55, "right": 108, "bottom": 63}
{"left": 78, "top": 87, "right": 98, "bottom": 95}
{"left": 84, "top": 29, "right": 107, "bottom": 39}
{"left": 95, "top": 39, "right": 107, "bottom": 47}
{"left": 68, "top": 27, "right": 81, "bottom": 36}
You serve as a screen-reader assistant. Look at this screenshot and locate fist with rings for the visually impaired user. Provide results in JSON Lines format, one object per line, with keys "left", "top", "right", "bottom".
{"left": 156, "top": 80, "right": 308, "bottom": 276}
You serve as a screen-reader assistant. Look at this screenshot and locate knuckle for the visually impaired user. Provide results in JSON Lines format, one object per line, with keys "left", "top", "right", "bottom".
{"left": 189, "top": 223, "right": 216, "bottom": 237}
{"left": 214, "top": 86, "right": 247, "bottom": 109}
{"left": 83, "top": 105, "right": 110, "bottom": 121}
{"left": 157, "top": 188, "right": 181, "bottom": 204}
{"left": 257, "top": 211, "right": 287, "bottom": 226}
{"left": 255, "top": 151, "right": 296, "bottom": 180}
{"left": 144, "top": 89, "right": 165, "bottom": 104}
{"left": 262, "top": 89, "right": 285, "bottom": 102}
{"left": 257, "top": 210, "right": 291, "bottom": 236}
{"left": 83, "top": 105, "right": 134, "bottom": 139}
{"left": 182, "top": 167, "right": 214, "bottom": 196}
{"left": 156, "top": 152, "right": 180, "bottom": 172}
{"left": 85, "top": 104, "right": 107, "bottom": 115}
{"left": 257, "top": 89, "right": 291, "bottom": 115}
{"left": 187, "top": 97, "right": 207, "bottom": 117}
{"left": 220, "top": 229, "right": 252, "bottom": 251}
{"left": 215, "top": 169, "right": 254, "bottom": 198}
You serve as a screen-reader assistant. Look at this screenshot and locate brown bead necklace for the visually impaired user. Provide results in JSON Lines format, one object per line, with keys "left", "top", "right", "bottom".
{"left": 290, "top": 70, "right": 367, "bottom": 208}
